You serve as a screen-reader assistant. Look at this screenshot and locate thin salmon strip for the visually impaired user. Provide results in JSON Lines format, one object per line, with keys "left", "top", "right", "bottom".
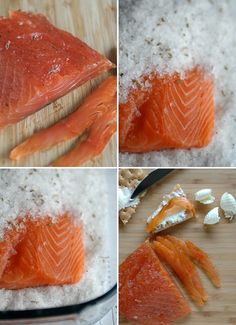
{"left": 146, "top": 195, "right": 195, "bottom": 234}
{"left": 185, "top": 240, "right": 221, "bottom": 288}
{"left": 119, "top": 241, "right": 191, "bottom": 325}
{"left": 165, "top": 236, "right": 208, "bottom": 303}
{"left": 10, "top": 76, "right": 117, "bottom": 160}
{"left": 50, "top": 102, "right": 116, "bottom": 167}
{"left": 146, "top": 184, "right": 195, "bottom": 234}
{"left": 164, "top": 236, "right": 221, "bottom": 288}
{"left": 0, "top": 213, "right": 84, "bottom": 289}
{"left": 0, "top": 11, "right": 114, "bottom": 128}
{"left": 120, "top": 67, "right": 214, "bottom": 152}
{"left": 153, "top": 240, "right": 202, "bottom": 306}
{"left": 154, "top": 238, "right": 206, "bottom": 307}
{"left": 165, "top": 235, "right": 189, "bottom": 257}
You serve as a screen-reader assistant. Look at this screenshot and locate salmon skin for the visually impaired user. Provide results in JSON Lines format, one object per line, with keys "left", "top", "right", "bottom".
{"left": 0, "top": 213, "right": 84, "bottom": 289}
{"left": 119, "top": 241, "right": 191, "bottom": 325}
{"left": 119, "top": 67, "right": 214, "bottom": 152}
{"left": 0, "top": 11, "right": 113, "bottom": 128}
{"left": 10, "top": 76, "right": 117, "bottom": 164}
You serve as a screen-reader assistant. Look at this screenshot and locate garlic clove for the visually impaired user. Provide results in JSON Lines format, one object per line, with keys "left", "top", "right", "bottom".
{"left": 195, "top": 189, "right": 215, "bottom": 204}
{"left": 204, "top": 207, "right": 220, "bottom": 225}
{"left": 220, "top": 192, "right": 236, "bottom": 220}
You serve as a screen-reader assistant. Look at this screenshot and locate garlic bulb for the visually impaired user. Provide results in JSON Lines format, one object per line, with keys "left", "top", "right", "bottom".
{"left": 195, "top": 189, "right": 215, "bottom": 204}
{"left": 204, "top": 207, "right": 220, "bottom": 225}
{"left": 220, "top": 192, "right": 236, "bottom": 220}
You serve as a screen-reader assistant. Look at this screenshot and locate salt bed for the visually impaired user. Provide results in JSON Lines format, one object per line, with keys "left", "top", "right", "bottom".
{"left": 0, "top": 169, "right": 115, "bottom": 311}
{"left": 119, "top": 0, "right": 236, "bottom": 167}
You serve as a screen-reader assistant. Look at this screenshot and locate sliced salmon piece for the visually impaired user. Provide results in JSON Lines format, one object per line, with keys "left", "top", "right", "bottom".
{"left": 119, "top": 241, "right": 191, "bottom": 325}
{"left": 0, "top": 213, "right": 84, "bottom": 289}
{"left": 119, "top": 67, "right": 214, "bottom": 152}
{"left": 146, "top": 184, "right": 195, "bottom": 234}
{"left": 10, "top": 76, "right": 117, "bottom": 161}
{"left": 146, "top": 196, "right": 195, "bottom": 234}
{"left": 185, "top": 240, "right": 221, "bottom": 288}
{"left": 164, "top": 235, "right": 189, "bottom": 255}
{"left": 153, "top": 240, "right": 203, "bottom": 306}
{"left": 165, "top": 236, "right": 208, "bottom": 303}
{"left": 50, "top": 101, "right": 116, "bottom": 166}
{"left": 0, "top": 11, "right": 114, "bottom": 128}
{"left": 154, "top": 236, "right": 208, "bottom": 306}
{"left": 163, "top": 236, "right": 221, "bottom": 288}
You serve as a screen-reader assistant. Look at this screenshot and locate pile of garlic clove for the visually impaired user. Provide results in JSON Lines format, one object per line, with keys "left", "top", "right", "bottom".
{"left": 194, "top": 189, "right": 236, "bottom": 225}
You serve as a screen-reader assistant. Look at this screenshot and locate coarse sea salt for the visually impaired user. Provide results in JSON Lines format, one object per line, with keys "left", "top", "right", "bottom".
{"left": 119, "top": 0, "right": 236, "bottom": 167}
{"left": 0, "top": 169, "right": 114, "bottom": 311}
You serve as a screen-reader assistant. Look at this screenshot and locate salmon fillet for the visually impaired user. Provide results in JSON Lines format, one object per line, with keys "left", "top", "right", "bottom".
{"left": 10, "top": 76, "right": 117, "bottom": 163}
{"left": 0, "top": 11, "right": 113, "bottom": 128}
{"left": 0, "top": 213, "right": 84, "bottom": 289}
{"left": 119, "top": 67, "right": 214, "bottom": 152}
{"left": 119, "top": 241, "right": 191, "bottom": 325}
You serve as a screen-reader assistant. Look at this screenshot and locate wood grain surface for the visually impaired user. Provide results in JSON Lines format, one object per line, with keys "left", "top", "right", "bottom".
{"left": 119, "top": 169, "right": 236, "bottom": 325}
{"left": 0, "top": 0, "right": 117, "bottom": 167}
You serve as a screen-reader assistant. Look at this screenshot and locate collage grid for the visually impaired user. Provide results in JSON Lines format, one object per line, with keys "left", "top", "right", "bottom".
{"left": 0, "top": 0, "right": 236, "bottom": 325}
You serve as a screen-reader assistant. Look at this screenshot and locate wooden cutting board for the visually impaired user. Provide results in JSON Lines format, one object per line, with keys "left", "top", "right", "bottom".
{"left": 119, "top": 169, "right": 236, "bottom": 325}
{"left": 0, "top": 0, "right": 117, "bottom": 167}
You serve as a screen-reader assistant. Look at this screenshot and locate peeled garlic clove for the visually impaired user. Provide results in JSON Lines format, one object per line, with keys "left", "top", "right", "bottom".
{"left": 220, "top": 192, "right": 236, "bottom": 220}
{"left": 195, "top": 189, "right": 215, "bottom": 204}
{"left": 204, "top": 207, "right": 220, "bottom": 225}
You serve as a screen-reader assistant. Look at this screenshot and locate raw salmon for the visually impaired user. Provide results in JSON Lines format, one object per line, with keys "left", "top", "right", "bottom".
{"left": 50, "top": 107, "right": 116, "bottom": 166}
{"left": 119, "top": 241, "right": 191, "bottom": 325}
{"left": 0, "top": 226, "right": 25, "bottom": 279}
{"left": 185, "top": 240, "right": 221, "bottom": 288}
{"left": 10, "top": 76, "right": 117, "bottom": 161}
{"left": 119, "top": 67, "right": 214, "bottom": 152}
{"left": 154, "top": 237, "right": 208, "bottom": 306}
{"left": 0, "top": 11, "right": 113, "bottom": 128}
{"left": 0, "top": 213, "right": 84, "bottom": 289}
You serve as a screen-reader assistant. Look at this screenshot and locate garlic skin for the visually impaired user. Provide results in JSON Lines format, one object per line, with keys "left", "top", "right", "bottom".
{"left": 220, "top": 192, "right": 236, "bottom": 220}
{"left": 195, "top": 189, "right": 215, "bottom": 204}
{"left": 204, "top": 207, "right": 220, "bottom": 225}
